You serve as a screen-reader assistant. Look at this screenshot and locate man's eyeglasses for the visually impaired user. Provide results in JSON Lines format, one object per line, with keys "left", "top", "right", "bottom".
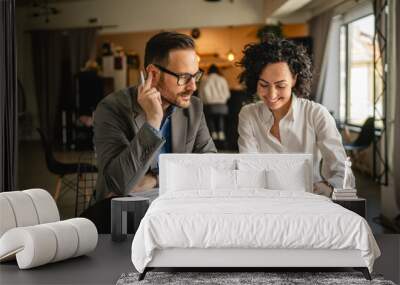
{"left": 154, "top": 64, "right": 203, "bottom": 86}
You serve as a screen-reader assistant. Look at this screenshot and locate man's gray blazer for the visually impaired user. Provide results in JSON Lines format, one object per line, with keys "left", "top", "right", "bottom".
{"left": 93, "top": 86, "right": 217, "bottom": 201}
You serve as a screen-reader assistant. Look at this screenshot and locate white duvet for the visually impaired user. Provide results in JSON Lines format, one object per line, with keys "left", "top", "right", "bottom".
{"left": 131, "top": 190, "right": 380, "bottom": 273}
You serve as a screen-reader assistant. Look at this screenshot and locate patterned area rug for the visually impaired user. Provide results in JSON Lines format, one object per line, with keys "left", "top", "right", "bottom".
{"left": 116, "top": 271, "right": 395, "bottom": 285}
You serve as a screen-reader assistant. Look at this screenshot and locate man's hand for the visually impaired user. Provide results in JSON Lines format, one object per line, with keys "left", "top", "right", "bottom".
{"left": 313, "top": 181, "right": 333, "bottom": 197}
{"left": 137, "top": 72, "right": 163, "bottom": 130}
{"left": 130, "top": 174, "right": 157, "bottom": 193}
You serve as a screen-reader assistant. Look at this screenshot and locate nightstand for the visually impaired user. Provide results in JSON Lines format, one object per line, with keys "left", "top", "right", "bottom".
{"left": 332, "top": 198, "right": 366, "bottom": 218}
{"left": 111, "top": 197, "right": 150, "bottom": 242}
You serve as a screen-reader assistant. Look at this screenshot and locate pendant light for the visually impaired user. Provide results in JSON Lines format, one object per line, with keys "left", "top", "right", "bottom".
{"left": 226, "top": 26, "right": 235, "bottom": 62}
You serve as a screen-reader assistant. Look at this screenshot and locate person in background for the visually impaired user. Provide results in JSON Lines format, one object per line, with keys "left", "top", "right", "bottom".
{"left": 237, "top": 36, "right": 355, "bottom": 197}
{"left": 199, "top": 64, "right": 231, "bottom": 142}
{"left": 77, "top": 59, "right": 103, "bottom": 127}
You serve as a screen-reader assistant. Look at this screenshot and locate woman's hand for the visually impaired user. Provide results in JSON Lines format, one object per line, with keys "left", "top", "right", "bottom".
{"left": 313, "top": 181, "right": 333, "bottom": 197}
{"left": 130, "top": 174, "right": 157, "bottom": 193}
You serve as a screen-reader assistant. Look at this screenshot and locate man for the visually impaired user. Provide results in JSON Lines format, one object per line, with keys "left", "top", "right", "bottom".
{"left": 93, "top": 32, "right": 217, "bottom": 203}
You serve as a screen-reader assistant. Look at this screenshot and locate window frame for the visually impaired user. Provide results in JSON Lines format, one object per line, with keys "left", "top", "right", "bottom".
{"left": 340, "top": 12, "right": 377, "bottom": 128}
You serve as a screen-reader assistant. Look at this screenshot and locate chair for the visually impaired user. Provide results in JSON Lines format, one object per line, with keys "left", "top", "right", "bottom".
{"left": 37, "top": 128, "right": 97, "bottom": 215}
{"left": 0, "top": 189, "right": 97, "bottom": 269}
{"left": 343, "top": 117, "right": 375, "bottom": 151}
{"left": 343, "top": 118, "right": 375, "bottom": 173}
{"left": 75, "top": 151, "right": 98, "bottom": 216}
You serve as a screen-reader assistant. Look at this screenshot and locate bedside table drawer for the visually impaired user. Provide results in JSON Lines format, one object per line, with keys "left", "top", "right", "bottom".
{"left": 332, "top": 198, "right": 366, "bottom": 218}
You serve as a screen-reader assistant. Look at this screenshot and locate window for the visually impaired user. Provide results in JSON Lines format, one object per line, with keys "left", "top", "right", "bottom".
{"left": 339, "top": 14, "right": 381, "bottom": 127}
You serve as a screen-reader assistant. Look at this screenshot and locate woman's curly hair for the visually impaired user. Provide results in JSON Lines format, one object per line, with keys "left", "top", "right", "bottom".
{"left": 238, "top": 35, "right": 312, "bottom": 98}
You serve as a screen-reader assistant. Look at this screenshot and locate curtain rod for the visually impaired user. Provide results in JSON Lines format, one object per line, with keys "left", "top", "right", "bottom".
{"left": 25, "top": 25, "right": 118, "bottom": 33}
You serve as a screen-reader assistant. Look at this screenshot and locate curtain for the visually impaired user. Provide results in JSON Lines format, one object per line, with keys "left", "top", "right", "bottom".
{"left": 68, "top": 28, "right": 97, "bottom": 81}
{"left": 0, "top": 0, "right": 18, "bottom": 192}
{"left": 393, "top": 0, "right": 400, "bottom": 210}
{"left": 31, "top": 30, "right": 65, "bottom": 142}
{"left": 319, "top": 15, "right": 342, "bottom": 117}
{"left": 31, "top": 28, "right": 97, "bottom": 143}
{"left": 67, "top": 28, "right": 97, "bottom": 115}
{"left": 308, "top": 9, "right": 333, "bottom": 103}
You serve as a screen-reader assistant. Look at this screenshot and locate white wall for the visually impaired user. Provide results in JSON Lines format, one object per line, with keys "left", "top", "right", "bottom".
{"left": 21, "top": 0, "right": 265, "bottom": 34}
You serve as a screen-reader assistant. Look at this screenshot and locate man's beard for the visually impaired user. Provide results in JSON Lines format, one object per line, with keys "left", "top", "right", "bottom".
{"left": 174, "top": 91, "right": 193, "bottom": 108}
{"left": 157, "top": 83, "right": 192, "bottom": 108}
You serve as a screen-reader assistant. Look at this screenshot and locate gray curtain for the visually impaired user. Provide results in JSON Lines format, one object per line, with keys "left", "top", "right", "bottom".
{"left": 394, "top": 0, "right": 400, "bottom": 210}
{"left": 31, "top": 27, "right": 97, "bottom": 142}
{"left": 67, "top": 28, "right": 97, "bottom": 112}
{"left": 309, "top": 9, "right": 333, "bottom": 103}
{"left": 31, "top": 30, "right": 65, "bottom": 142}
{"left": 0, "top": 0, "right": 18, "bottom": 192}
{"left": 68, "top": 28, "right": 97, "bottom": 80}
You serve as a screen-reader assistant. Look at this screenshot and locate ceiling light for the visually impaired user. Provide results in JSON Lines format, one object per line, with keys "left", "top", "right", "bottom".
{"left": 227, "top": 50, "right": 235, "bottom": 62}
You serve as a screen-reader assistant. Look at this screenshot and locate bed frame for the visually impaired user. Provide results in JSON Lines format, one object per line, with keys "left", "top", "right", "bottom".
{"left": 137, "top": 154, "right": 372, "bottom": 281}
{"left": 138, "top": 248, "right": 371, "bottom": 280}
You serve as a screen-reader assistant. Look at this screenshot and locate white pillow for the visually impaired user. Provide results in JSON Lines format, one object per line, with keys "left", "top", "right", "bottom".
{"left": 212, "top": 168, "right": 237, "bottom": 190}
{"left": 236, "top": 169, "right": 267, "bottom": 189}
{"left": 237, "top": 159, "right": 309, "bottom": 191}
{"left": 265, "top": 164, "right": 307, "bottom": 191}
{"left": 167, "top": 162, "right": 212, "bottom": 191}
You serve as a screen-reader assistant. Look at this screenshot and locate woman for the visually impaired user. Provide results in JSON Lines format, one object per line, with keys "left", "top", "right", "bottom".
{"left": 237, "top": 36, "right": 354, "bottom": 196}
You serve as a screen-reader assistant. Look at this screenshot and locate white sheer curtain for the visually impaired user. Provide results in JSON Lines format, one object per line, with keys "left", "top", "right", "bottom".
{"left": 319, "top": 15, "right": 342, "bottom": 118}
{"left": 317, "top": 1, "right": 373, "bottom": 119}
{"left": 380, "top": 0, "right": 400, "bottom": 227}
{"left": 389, "top": 1, "right": 400, "bottom": 213}
{"left": 308, "top": 10, "right": 333, "bottom": 103}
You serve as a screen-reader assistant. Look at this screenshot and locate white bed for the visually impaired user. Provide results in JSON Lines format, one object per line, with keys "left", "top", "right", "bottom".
{"left": 131, "top": 154, "right": 380, "bottom": 280}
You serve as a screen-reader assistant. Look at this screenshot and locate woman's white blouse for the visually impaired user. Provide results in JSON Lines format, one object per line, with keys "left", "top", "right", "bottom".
{"left": 238, "top": 95, "right": 355, "bottom": 188}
